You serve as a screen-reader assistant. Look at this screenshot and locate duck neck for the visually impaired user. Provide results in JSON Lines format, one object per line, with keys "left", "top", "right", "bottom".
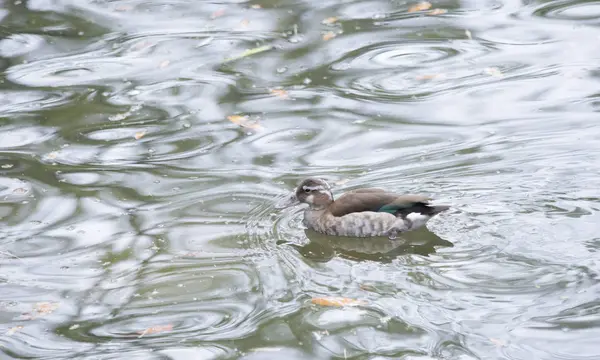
{"left": 303, "top": 207, "right": 326, "bottom": 227}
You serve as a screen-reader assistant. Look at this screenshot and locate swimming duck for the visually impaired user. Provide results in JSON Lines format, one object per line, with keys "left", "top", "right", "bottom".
{"left": 276, "top": 178, "right": 449, "bottom": 239}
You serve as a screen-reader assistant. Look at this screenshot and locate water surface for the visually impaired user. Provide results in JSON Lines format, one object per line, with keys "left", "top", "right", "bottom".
{"left": 1, "top": 0, "right": 600, "bottom": 359}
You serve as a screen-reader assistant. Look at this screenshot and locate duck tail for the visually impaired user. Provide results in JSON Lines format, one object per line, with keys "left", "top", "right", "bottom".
{"left": 428, "top": 205, "right": 450, "bottom": 216}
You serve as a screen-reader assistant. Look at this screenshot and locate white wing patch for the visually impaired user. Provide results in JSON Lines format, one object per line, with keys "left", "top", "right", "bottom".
{"left": 406, "top": 212, "right": 431, "bottom": 230}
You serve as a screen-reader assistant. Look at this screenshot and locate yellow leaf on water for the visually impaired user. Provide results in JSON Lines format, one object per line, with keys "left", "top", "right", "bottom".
{"left": 311, "top": 297, "right": 367, "bottom": 307}
{"left": 227, "top": 115, "right": 263, "bottom": 130}
{"left": 5, "top": 326, "right": 23, "bottom": 336}
{"left": 322, "top": 17, "right": 338, "bottom": 25}
{"left": 137, "top": 324, "right": 173, "bottom": 338}
{"left": 408, "top": 1, "right": 432, "bottom": 12}
{"left": 322, "top": 32, "right": 336, "bottom": 41}
{"left": 223, "top": 45, "right": 273, "bottom": 63}
{"left": 428, "top": 8, "right": 448, "bottom": 15}
{"left": 134, "top": 131, "right": 146, "bottom": 140}
{"left": 269, "top": 89, "right": 289, "bottom": 99}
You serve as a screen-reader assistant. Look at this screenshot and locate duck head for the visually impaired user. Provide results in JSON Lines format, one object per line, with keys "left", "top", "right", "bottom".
{"left": 276, "top": 178, "right": 334, "bottom": 210}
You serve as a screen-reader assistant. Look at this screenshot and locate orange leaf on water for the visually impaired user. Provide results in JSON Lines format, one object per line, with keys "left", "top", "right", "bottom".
{"left": 322, "top": 32, "right": 336, "bottom": 41}
{"left": 211, "top": 9, "right": 225, "bottom": 19}
{"left": 36, "top": 302, "right": 58, "bottom": 314}
{"left": 5, "top": 326, "right": 23, "bottom": 336}
{"left": 137, "top": 324, "right": 173, "bottom": 338}
{"left": 311, "top": 297, "right": 367, "bottom": 307}
{"left": 408, "top": 1, "right": 432, "bottom": 12}
{"left": 416, "top": 74, "right": 444, "bottom": 80}
{"left": 115, "top": 5, "right": 133, "bottom": 12}
{"left": 227, "top": 115, "right": 263, "bottom": 130}
{"left": 18, "top": 303, "right": 58, "bottom": 321}
{"left": 269, "top": 89, "right": 289, "bottom": 99}
{"left": 428, "top": 8, "right": 447, "bottom": 15}
{"left": 322, "top": 17, "right": 338, "bottom": 25}
{"left": 46, "top": 152, "right": 58, "bottom": 160}
{"left": 134, "top": 131, "right": 146, "bottom": 140}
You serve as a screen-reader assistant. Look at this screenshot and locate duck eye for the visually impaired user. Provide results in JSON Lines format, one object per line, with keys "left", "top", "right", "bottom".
{"left": 304, "top": 188, "right": 311, "bottom": 193}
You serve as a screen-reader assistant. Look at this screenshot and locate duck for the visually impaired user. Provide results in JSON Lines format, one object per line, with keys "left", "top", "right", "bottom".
{"left": 276, "top": 178, "right": 449, "bottom": 239}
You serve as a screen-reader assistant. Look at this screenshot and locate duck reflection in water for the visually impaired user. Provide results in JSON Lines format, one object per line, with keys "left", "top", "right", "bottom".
{"left": 279, "top": 228, "right": 453, "bottom": 263}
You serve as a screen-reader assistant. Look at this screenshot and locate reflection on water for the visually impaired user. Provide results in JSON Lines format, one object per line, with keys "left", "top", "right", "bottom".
{"left": 287, "top": 228, "right": 455, "bottom": 263}
{"left": 2, "top": 0, "right": 600, "bottom": 359}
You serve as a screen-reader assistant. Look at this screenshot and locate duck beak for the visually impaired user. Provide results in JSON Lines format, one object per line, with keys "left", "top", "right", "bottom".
{"left": 275, "top": 192, "right": 300, "bottom": 209}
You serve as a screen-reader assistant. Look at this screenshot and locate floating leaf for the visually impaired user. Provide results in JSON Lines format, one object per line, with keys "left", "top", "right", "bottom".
{"left": 322, "top": 17, "right": 338, "bottom": 25}
{"left": 12, "top": 187, "right": 28, "bottom": 194}
{"left": 250, "top": 4, "right": 262, "bottom": 9}
{"left": 0, "top": 249, "right": 22, "bottom": 261}
{"left": 416, "top": 74, "right": 444, "bottom": 80}
{"left": 269, "top": 89, "right": 289, "bottom": 99}
{"left": 334, "top": 178, "right": 350, "bottom": 186}
{"left": 484, "top": 67, "right": 503, "bottom": 77}
{"left": 159, "top": 60, "right": 170, "bottom": 68}
{"left": 137, "top": 324, "right": 173, "bottom": 338}
{"left": 490, "top": 338, "right": 506, "bottom": 347}
{"left": 249, "top": 347, "right": 285, "bottom": 353}
{"left": 211, "top": 9, "right": 225, "bottom": 19}
{"left": 240, "top": 19, "right": 250, "bottom": 27}
{"left": 408, "top": 1, "right": 432, "bottom": 12}
{"left": 5, "top": 326, "right": 23, "bottom": 336}
{"left": 46, "top": 152, "right": 58, "bottom": 159}
{"left": 223, "top": 45, "right": 273, "bottom": 63}
{"left": 35, "top": 302, "right": 58, "bottom": 316}
{"left": 428, "top": 8, "right": 447, "bottom": 15}
{"left": 322, "top": 32, "right": 336, "bottom": 41}
{"left": 133, "top": 41, "right": 154, "bottom": 51}
{"left": 134, "top": 131, "right": 146, "bottom": 140}
{"left": 227, "top": 115, "right": 263, "bottom": 130}
{"left": 20, "top": 302, "right": 59, "bottom": 319}
{"left": 1, "top": 164, "right": 14, "bottom": 169}
{"left": 115, "top": 5, "right": 133, "bottom": 12}
{"left": 311, "top": 297, "right": 367, "bottom": 307}
{"left": 465, "top": 29, "right": 472, "bottom": 40}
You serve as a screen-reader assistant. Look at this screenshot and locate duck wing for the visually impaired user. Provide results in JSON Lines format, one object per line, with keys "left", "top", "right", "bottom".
{"left": 330, "top": 191, "right": 448, "bottom": 218}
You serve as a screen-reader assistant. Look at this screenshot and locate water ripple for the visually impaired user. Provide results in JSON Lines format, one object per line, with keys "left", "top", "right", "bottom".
{"left": 2, "top": 0, "right": 600, "bottom": 358}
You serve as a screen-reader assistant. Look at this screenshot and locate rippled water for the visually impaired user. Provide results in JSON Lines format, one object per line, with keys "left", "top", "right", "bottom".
{"left": 1, "top": 0, "right": 600, "bottom": 359}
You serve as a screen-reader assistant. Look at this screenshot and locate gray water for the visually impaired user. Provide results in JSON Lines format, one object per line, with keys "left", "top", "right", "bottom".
{"left": 1, "top": 0, "right": 600, "bottom": 359}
